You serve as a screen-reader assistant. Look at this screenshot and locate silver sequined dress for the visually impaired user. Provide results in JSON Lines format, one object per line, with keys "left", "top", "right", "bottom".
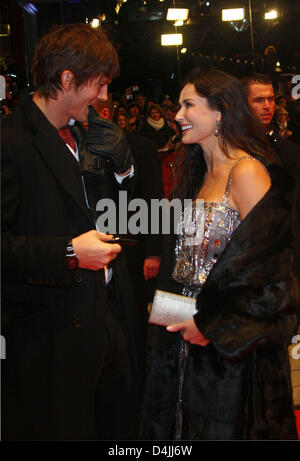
{"left": 171, "top": 156, "right": 252, "bottom": 440}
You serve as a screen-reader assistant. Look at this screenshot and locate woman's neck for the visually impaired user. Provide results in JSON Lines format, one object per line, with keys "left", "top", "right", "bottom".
{"left": 201, "top": 138, "right": 247, "bottom": 173}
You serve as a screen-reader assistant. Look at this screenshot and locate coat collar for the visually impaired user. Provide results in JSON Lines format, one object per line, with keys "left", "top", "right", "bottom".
{"left": 21, "top": 94, "right": 94, "bottom": 225}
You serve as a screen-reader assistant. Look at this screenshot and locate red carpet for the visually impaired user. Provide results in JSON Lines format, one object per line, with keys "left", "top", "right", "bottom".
{"left": 296, "top": 410, "right": 300, "bottom": 439}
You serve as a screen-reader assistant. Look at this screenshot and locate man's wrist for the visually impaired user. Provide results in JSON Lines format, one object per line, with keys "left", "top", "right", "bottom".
{"left": 66, "top": 240, "right": 79, "bottom": 270}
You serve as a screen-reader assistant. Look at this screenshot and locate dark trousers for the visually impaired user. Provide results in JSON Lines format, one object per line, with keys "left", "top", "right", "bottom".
{"left": 95, "top": 281, "right": 140, "bottom": 440}
{"left": 2, "top": 283, "right": 139, "bottom": 441}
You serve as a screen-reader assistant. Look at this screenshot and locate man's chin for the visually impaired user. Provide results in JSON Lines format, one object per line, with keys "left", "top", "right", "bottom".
{"left": 260, "top": 117, "right": 273, "bottom": 126}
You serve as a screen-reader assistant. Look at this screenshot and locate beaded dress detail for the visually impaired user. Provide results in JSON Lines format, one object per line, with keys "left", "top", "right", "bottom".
{"left": 171, "top": 156, "right": 253, "bottom": 440}
{"left": 172, "top": 157, "right": 254, "bottom": 294}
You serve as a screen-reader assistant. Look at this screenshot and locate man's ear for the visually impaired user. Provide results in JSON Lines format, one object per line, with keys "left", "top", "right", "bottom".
{"left": 61, "top": 70, "right": 74, "bottom": 91}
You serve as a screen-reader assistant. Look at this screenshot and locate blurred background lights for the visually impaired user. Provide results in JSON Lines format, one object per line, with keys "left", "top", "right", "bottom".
{"left": 265, "top": 10, "right": 278, "bottom": 20}
{"left": 91, "top": 18, "right": 100, "bottom": 28}
{"left": 161, "top": 33, "right": 183, "bottom": 46}
{"left": 167, "top": 8, "right": 189, "bottom": 21}
{"left": 222, "top": 8, "right": 245, "bottom": 21}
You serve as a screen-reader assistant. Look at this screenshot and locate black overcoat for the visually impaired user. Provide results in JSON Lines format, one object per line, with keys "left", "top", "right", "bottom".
{"left": 142, "top": 161, "right": 299, "bottom": 440}
{"left": 1, "top": 94, "right": 138, "bottom": 440}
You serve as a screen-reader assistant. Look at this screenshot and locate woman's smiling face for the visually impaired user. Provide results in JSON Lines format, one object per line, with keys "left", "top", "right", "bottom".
{"left": 175, "top": 83, "right": 220, "bottom": 145}
{"left": 150, "top": 108, "right": 161, "bottom": 121}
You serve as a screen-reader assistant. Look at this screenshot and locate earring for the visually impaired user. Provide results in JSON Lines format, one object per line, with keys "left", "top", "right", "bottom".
{"left": 214, "top": 120, "right": 221, "bottom": 137}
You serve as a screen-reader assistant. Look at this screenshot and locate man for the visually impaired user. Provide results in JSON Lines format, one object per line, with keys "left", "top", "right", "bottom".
{"left": 244, "top": 73, "right": 276, "bottom": 129}
{"left": 1, "top": 23, "right": 138, "bottom": 440}
{"left": 242, "top": 73, "right": 300, "bottom": 326}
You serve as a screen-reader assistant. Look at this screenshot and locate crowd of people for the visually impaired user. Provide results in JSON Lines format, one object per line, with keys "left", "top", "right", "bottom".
{"left": 1, "top": 23, "right": 300, "bottom": 441}
{"left": 2, "top": 65, "right": 300, "bottom": 200}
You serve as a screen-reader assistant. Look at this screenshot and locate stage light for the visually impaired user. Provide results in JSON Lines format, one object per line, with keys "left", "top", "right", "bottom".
{"left": 174, "top": 20, "right": 184, "bottom": 26}
{"left": 17, "top": 1, "right": 38, "bottom": 15}
{"left": 91, "top": 18, "right": 100, "bottom": 28}
{"left": 180, "top": 48, "right": 187, "bottom": 54}
{"left": 161, "top": 34, "right": 183, "bottom": 46}
{"left": 167, "top": 8, "right": 189, "bottom": 21}
{"left": 265, "top": 10, "right": 278, "bottom": 20}
{"left": 222, "top": 8, "right": 244, "bottom": 22}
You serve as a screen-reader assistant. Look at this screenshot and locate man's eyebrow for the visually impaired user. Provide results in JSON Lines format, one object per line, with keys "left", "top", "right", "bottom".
{"left": 253, "top": 96, "right": 274, "bottom": 100}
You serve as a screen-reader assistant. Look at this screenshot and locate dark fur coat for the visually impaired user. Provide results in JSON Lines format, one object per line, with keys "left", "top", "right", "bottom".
{"left": 141, "top": 162, "right": 299, "bottom": 440}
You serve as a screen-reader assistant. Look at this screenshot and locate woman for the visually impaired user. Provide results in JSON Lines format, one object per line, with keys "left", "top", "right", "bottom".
{"left": 140, "top": 104, "right": 174, "bottom": 149}
{"left": 141, "top": 69, "right": 299, "bottom": 440}
{"left": 115, "top": 112, "right": 133, "bottom": 133}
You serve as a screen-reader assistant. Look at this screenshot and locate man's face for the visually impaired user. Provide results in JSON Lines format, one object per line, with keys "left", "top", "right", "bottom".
{"left": 129, "top": 105, "right": 139, "bottom": 117}
{"left": 165, "top": 109, "right": 176, "bottom": 122}
{"left": 247, "top": 83, "right": 275, "bottom": 127}
{"left": 68, "top": 75, "right": 111, "bottom": 123}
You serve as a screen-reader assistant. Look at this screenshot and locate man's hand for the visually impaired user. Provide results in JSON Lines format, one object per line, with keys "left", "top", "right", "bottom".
{"left": 86, "top": 106, "right": 133, "bottom": 174}
{"left": 143, "top": 256, "right": 161, "bottom": 280}
{"left": 72, "top": 230, "right": 121, "bottom": 270}
{"left": 167, "top": 318, "right": 210, "bottom": 346}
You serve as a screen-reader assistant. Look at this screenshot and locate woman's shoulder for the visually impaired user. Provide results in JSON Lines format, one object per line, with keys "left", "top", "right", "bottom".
{"left": 231, "top": 155, "right": 270, "bottom": 182}
{"left": 230, "top": 155, "right": 271, "bottom": 219}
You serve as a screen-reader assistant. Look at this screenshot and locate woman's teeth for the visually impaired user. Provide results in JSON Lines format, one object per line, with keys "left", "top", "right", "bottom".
{"left": 181, "top": 125, "right": 193, "bottom": 131}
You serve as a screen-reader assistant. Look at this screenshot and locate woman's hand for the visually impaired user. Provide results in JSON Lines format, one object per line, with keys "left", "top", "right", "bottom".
{"left": 167, "top": 318, "right": 210, "bottom": 346}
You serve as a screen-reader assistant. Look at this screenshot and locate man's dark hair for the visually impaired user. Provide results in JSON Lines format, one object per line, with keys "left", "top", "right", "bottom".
{"left": 31, "top": 23, "right": 119, "bottom": 99}
{"left": 241, "top": 73, "right": 273, "bottom": 95}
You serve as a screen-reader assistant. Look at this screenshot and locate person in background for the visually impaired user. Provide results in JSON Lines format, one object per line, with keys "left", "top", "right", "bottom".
{"left": 242, "top": 73, "right": 300, "bottom": 326}
{"left": 277, "top": 95, "right": 288, "bottom": 110}
{"left": 127, "top": 101, "right": 145, "bottom": 133}
{"left": 163, "top": 103, "right": 181, "bottom": 136}
{"left": 275, "top": 106, "right": 299, "bottom": 144}
{"left": 2, "top": 23, "right": 139, "bottom": 441}
{"left": 140, "top": 103, "right": 175, "bottom": 149}
{"left": 115, "top": 112, "right": 133, "bottom": 133}
{"left": 136, "top": 93, "right": 147, "bottom": 117}
{"left": 142, "top": 69, "right": 299, "bottom": 440}
{"left": 115, "top": 99, "right": 165, "bottom": 400}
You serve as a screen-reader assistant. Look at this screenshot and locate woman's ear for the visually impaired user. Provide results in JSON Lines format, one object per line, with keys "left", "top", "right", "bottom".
{"left": 61, "top": 70, "right": 74, "bottom": 92}
{"left": 216, "top": 111, "right": 222, "bottom": 122}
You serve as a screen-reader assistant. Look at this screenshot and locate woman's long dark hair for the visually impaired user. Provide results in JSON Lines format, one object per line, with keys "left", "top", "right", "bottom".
{"left": 172, "top": 69, "right": 275, "bottom": 200}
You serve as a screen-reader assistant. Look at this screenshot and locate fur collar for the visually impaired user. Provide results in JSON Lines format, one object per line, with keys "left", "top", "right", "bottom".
{"left": 193, "top": 162, "right": 299, "bottom": 358}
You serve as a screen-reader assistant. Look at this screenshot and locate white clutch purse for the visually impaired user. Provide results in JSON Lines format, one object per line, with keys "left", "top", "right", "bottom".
{"left": 148, "top": 289, "right": 197, "bottom": 326}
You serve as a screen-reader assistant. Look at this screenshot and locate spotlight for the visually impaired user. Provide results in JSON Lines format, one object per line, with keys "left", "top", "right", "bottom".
{"left": 167, "top": 8, "right": 189, "bottom": 21}
{"left": 222, "top": 8, "right": 244, "bottom": 21}
{"left": 161, "top": 34, "right": 183, "bottom": 46}
{"left": 18, "top": 1, "right": 38, "bottom": 15}
{"left": 91, "top": 18, "right": 100, "bottom": 28}
{"left": 265, "top": 10, "right": 278, "bottom": 20}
